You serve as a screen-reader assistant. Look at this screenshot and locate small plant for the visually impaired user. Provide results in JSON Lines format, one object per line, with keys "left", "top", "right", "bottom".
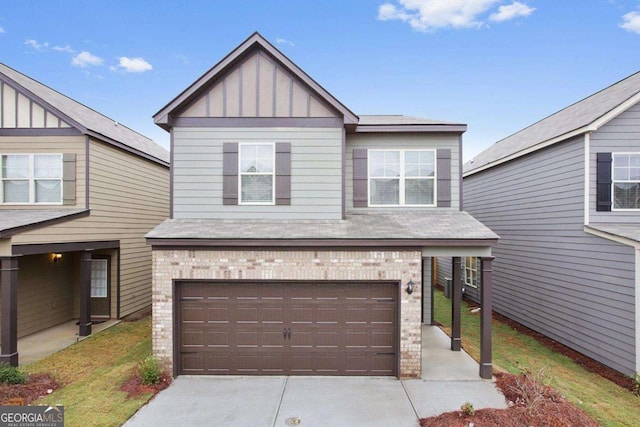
{"left": 633, "top": 372, "right": 640, "bottom": 397}
{"left": 138, "top": 356, "right": 162, "bottom": 385}
{"left": 460, "top": 401, "right": 474, "bottom": 417}
{"left": 0, "top": 363, "right": 27, "bottom": 385}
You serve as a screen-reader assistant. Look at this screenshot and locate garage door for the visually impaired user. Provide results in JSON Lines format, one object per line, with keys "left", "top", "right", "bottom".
{"left": 177, "top": 281, "right": 398, "bottom": 376}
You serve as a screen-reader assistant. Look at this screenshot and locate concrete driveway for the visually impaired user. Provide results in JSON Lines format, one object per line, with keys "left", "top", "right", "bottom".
{"left": 124, "top": 375, "right": 506, "bottom": 427}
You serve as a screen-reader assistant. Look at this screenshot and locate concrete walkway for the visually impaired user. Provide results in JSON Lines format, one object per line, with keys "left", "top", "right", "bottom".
{"left": 125, "top": 326, "right": 507, "bottom": 427}
{"left": 14, "top": 319, "right": 120, "bottom": 366}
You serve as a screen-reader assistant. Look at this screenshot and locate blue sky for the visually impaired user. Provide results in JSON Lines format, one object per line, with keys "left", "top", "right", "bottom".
{"left": 2, "top": 0, "right": 640, "bottom": 160}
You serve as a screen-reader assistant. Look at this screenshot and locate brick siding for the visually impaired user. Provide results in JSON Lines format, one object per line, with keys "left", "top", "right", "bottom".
{"left": 152, "top": 249, "right": 423, "bottom": 378}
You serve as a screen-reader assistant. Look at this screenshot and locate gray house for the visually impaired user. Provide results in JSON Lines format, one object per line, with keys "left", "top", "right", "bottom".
{"left": 146, "top": 33, "right": 498, "bottom": 379}
{"left": 449, "top": 71, "right": 640, "bottom": 377}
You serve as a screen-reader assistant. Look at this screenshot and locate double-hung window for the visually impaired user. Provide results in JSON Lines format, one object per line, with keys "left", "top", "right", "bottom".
{"left": 369, "top": 149, "right": 435, "bottom": 206}
{"left": 1, "top": 154, "right": 62, "bottom": 204}
{"left": 239, "top": 143, "right": 275, "bottom": 204}
{"left": 612, "top": 153, "right": 640, "bottom": 210}
{"left": 463, "top": 257, "right": 478, "bottom": 289}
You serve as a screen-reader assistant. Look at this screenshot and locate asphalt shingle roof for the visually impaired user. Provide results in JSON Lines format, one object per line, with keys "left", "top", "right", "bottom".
{"left": 146, "top": 211, "right": 499, "bottom": 242}
{"left": 465, "top": 71, "right": 640, "bottom": 175}
{"left": 0, "top": 63, "right": 169, "bottom": 164}
{"left": 0, "top": 209, "right": 88, "bottom": 237}
{"left": 587, "top": 223, "right": 640, "bottom": 243}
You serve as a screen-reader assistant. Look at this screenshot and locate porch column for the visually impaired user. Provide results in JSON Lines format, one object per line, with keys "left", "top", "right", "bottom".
{"left": 0, "top": 256, "right": 19, "bottom": 366}
{"left": 451, "top": 257, "right": 462, "bottom": 351}
{"left": 79, "top": 250, "right": 92, "bottom": 336}
{"left": 479, "top": 256, "right": 495, "bottom": 379}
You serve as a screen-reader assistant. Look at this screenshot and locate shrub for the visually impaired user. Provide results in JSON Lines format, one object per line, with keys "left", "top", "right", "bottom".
{"left": 460, "top": 402, "right": 474, "bottom": 417}
{"left": 138, "top": 356, "right": 162, "bottom": 385}
{"left": 0, "top": 363, "right": 27, "bottom": 385}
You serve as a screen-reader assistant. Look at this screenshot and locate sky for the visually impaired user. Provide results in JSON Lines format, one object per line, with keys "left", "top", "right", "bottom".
{"left": 2, "top": 0, "right": 640, "bottom": 161}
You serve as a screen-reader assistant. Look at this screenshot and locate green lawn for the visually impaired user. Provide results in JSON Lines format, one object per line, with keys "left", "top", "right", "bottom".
{"left": 433, "top": 289, "right": 640, "bottom": 426}
{"left": 24, "top": 318, "right": 154, "bottom": 427}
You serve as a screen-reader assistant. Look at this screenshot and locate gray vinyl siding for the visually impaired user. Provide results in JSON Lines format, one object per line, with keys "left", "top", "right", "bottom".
{"left": 345, "top": 133, "right": 460, "bottom": 212}
{"left": 435, "top": 257, "right": 480, "bottom": 302}
{"left": 464, "top": 135, "right": 637, "bottom": 376}
{"left": 590, "top": 101, "right": 640, "bottom": 223}
{"left": 172, "top": 127, "right": 342, "bottom": 219}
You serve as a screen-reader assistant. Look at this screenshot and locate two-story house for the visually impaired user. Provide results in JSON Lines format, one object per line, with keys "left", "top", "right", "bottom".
{"left": 455, "top": 71, "right": 640, "bottom": 378}
{"left": 0, "top": 64, "right": 170, "bottom": 366}
{"left": 146, "top": 33, "right": 498, "bottom": 379}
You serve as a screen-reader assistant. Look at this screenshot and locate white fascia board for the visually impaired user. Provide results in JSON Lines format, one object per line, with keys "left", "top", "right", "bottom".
{"left": 587, "top": 91, "right": 640, "bottom": 132}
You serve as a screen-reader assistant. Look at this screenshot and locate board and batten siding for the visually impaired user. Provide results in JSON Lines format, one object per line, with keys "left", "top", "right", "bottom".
{"left": 12, "top": 138, "right": 170, "bottom": 317}
{"left": 345, "top": 133, "right": 460, "bottom": 211}
{"left": 0, "top": 136, "right": 87, "bottom": 209}
{"left": 172, "top": 127, "right": 342, "bottom": 219}
{"left": 590, "top": 101, "right": 640, "bottom": 223}
{"left": 464, "top": 135, "right": 636, "bottom": 376}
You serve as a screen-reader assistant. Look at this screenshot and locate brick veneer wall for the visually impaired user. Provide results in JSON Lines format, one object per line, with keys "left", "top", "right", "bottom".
{"left": 152, "top": 249, "right": 423, "bottom": 378}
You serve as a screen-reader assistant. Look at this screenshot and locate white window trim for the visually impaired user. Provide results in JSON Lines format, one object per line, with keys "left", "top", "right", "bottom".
{"left": 238, "top": 142, "right": 276, "bottom": 206}
{"left": 463, "top": 257, "right": 478, "bottom": 289}
{"left": 367, "top": 149, "right": 437, "bottom": 207}
{"left": 1, "top": 153, "right": 63, "bottom": 205}
{"left": 612, "top": 152, "right": 640, "bottom": 212}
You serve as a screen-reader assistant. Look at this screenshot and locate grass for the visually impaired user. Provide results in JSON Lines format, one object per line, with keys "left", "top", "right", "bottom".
{"left": 433, "top": 289, "right": 640, "bottom": 426}
{"left": 24, "top": 317, "right": 154, "bottom": 427}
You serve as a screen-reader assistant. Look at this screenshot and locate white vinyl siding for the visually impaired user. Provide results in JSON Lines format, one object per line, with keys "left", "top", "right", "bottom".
{"left": 612, "top": 153, "right": 640, "bottom": 210}
{"left": 368, "top": 149, "right": 435, "bottom": 207}
{"left": 239, "top": 143, "right": 275, "bottom": 204}
{"left": 1, "top": 154, "right": 62, "bottom": 204}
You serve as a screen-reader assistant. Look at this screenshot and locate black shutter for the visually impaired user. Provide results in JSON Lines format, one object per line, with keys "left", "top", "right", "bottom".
{"left": 353, "top": 149, "right": 368, "bottom": 207}
{"left": 222, "top": 143, "right": 239, "bottom": 205}
{"left": 436, "top": 149, "right": 451, "bottom": 207}
{"left": 275, "top": 142, "right": 291, "bottom": 205}
{"left": 596, "top": 152, "right": 612, "bottom": 212}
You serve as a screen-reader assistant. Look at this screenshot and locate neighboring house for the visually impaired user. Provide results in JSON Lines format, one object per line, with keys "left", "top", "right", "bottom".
{"left": 146, "top": 32, "right": 498, "bottom": 379}
{"left": 449, "top": 71, "right": 640, "bottom": 377}
{"left": 0, "top": 63, "right": 170, "bottom": 366}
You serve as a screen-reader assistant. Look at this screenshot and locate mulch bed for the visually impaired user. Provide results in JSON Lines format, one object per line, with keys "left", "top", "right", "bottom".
{"left": 420, "top": 372, "right": 599, "bottom": 426}
{"left": 120, "top": 372, "right": 171, "bottom": 399}
{"left": 0, "top": 373, "right": 59, "bottom": 406}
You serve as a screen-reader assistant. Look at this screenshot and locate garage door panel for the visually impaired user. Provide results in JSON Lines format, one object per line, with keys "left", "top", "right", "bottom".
{"left": 178, "top": 281, "right": 398, "bottom": 376}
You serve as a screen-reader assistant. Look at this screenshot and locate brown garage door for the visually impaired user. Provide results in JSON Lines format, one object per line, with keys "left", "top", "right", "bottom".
{"left": 177, "top": 281, "right": 398, "bottom": 376}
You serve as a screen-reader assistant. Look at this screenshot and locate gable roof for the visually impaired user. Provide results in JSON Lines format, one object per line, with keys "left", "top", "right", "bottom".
{"left": 0, "top": 63, "right": 169, "bottom": 165}
{"left": 465, "top": 70, "right": 640, "bottom": 176}
{"left": 153, "top": 32, "right": 359, "bottom": 128}
{"left": 356, "top": 115, "right": 467, "bottom": 133}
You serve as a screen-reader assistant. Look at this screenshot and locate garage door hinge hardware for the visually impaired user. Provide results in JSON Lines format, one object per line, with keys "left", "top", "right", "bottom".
{"left": 283, "top": 327, "right": 291, "bottom": 339}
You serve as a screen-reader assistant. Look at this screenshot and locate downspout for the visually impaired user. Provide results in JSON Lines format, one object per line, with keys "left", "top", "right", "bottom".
{"left": 584, "top": 133, "right": 590, "bottom": 225}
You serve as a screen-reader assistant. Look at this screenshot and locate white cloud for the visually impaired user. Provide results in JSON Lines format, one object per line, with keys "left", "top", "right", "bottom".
{"left": 71, "top": 51, "right": 103, "bottom": 68}
{"left": 115, "top": 57, "right": 152, "bottom": 73}
{"left": 620, "top": 11, "right": 640, "bottom": 34}
{"left": 275, "top": 37, "right": 295, "bottom": 47}
{"left": 0, "top": 26, "right": 5, "bottom": 34}
{"left": 25, "top": 39, "right": 49, "bottom": 51}
{"left": 489, "top": 2, "right": 535, "bottom": 22}
{"left": 53, "top": 44, "right": 76, "bottom": 53}
{"left": 377, "top": 0, "right": 534, "bottom": 31}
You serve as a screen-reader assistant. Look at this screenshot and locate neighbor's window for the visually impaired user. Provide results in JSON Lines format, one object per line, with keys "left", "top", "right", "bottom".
{"left": 239, "top": 143, "right": 274, "bottom": 204}
{"left": 1, "top": 154, "right": 62, "bottom": 204}
{"left": 613, "top": 153, "right": 640, "bottom": 210}
{"left": 463, "top": 257, "right": 478, "bottom": 289}
{"left": 369, "top": 150, "right": 435, "bottom": 206}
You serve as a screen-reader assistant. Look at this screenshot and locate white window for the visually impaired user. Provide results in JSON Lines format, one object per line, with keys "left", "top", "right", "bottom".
{"left": 463, "top": 257, "right": 478, "bottom": 289}
{"left": 239, "top": 143, "right": 275, "bottom": 204}
{"left": 91, "top": 259, "right": 108, "bottom": 298}
{"left": 1, "top": 154, "right": 62, "bottom": 204}
{"left": 369, "top": 150, "right": 435, "bottom": 206}
{"left": 613, "top": 153, "right": 640, "bottom": 210}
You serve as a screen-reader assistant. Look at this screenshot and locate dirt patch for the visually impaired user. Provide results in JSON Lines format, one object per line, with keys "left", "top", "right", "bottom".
{"left": 120, "top": 372, "right": 171, "bottom": 399}
{"left": 420, "top": 372, "right": 598, "bottom": 427}
{"left": 0, "top": 373, "right": 59, "bottom": 405}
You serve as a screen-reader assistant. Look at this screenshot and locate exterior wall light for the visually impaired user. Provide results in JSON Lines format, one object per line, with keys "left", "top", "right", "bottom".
{"left": 53, "top": 253, "right": 62, "bottom": 263}
{"left": 406, "top": 279, "right": 414, "bottom": 295}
